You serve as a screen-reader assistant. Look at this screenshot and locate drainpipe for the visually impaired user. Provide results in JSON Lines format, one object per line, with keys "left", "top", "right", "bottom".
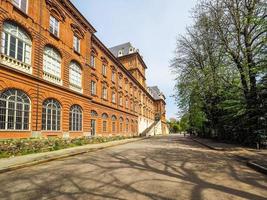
{"left": 35, "top": 0, "right": 43, "bottom": 134}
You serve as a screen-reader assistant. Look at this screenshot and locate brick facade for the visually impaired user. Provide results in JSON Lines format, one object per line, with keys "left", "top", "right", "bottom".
{"left": 0, "top": 0, "right": 166, "bottom": 139}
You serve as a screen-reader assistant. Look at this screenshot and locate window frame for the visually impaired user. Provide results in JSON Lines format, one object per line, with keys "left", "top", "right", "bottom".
{"left": 2, "top": 22, "right": 32, "bottom": 65}
{"left": 69, "top": 105, "right": 83, "bottom": 132}
{"left": 49, "top": 15, "right": 60, "bottom": 37}
{"left": 42, "top": 99, "right": 61, "bottom": 131}
{"left": 91, "top": 80, "right": 96, "bottom": 96}
{"left": 0, "top": 89, "right": 31, "bottom": 131}
{"left": 12, "top": 0, "right": 28, "bottom": 14}
{"left": 73, "top": 35, "right": 80, "bottom": 53}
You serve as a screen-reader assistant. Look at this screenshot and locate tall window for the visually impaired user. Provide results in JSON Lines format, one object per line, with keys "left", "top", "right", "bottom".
{"left": 12, "top": 0, "right": 27, "bottom": 13}
{"left": 91, "top": 80, "right": 96, "bottom": 95}
{"left": 42, "top": 99, "right": 61, "bottom": 131}
{"left": 112, "top": 92, "right": 116, "bottom": 103}
{"left": 126, "top": 119, "right": 129, "bottom": 132}
{"left": 126, "top": 99, "right": 129, "bottom": 109}
{"left": 73, "top": 35, "right": 80, "bottom": 53}
{"left": 43, "top": 46, "right": 61, "bottom": 78}
{"left": 111, "top": 71, "right": 115, "bottom": 82}
{"left": 119, "top": 96, "right": 123, "bottom": 106}
{"left": 0, "top": 89, "right": 30, "bottom": 130}
{"left": 102, "top": 64, "right": 107, "bottom": 76}
{"left": 69, "top": 105, "right": 82, "bottom": 131}
{"left": 69, "top": 62, "right": 82, "bottom": 89}
{"left": 112, "top": 115, "right": 117, "bottom": 132}
{"left": 1, "top": 22, "right": 31, "bottom": 64}
{"left": 102, "top": 113, "right": 108, "bottom": 132}
{"left": 102, "top": 86, "right": 107, "bottom": 100}
{"left": 90, "top": 54, "right": 95, "bottom": 68}
{"left": 119, "top": 117, "right": 123, "bottom": 132}
{"left": 49, "top": 16, "right": 59, "bottom": 37}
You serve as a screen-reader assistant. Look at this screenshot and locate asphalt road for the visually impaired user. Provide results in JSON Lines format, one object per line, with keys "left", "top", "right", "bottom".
{"left": 0, "top": 135, "right": 266, "bottom": 200}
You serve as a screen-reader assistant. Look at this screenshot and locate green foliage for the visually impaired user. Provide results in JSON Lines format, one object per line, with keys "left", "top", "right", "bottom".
{"left": 171, "top": 0, "right": 267, "bottom": 146}
{"left": 0, "top": 136, "right": 134, "bottom": 158}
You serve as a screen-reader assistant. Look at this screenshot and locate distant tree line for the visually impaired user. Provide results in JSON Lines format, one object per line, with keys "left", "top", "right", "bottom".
{"left": 171, "top": 0, "right": 267, "bottom": 146}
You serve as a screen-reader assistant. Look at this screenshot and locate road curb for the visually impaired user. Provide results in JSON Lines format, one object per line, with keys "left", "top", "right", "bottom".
{"left": 190, "top": 138, "right": 224, "bottom": 151}
{"left": 247, "top": 161, "right": 267, "bottom": 175}
{"left": 0, "top": 137, "right": 146, "bottom": 174}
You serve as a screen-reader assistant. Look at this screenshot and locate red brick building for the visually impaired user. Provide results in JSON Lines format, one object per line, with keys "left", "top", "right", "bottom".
{"left": 0, "top": 0, "right": 167, "bottom": 139}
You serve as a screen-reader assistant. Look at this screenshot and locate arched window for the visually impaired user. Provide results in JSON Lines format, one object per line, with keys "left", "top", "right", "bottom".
{"left": 112, "top": 115, "right": 117, "bottom": 132}
{"left": 69, "top": 105, "right": 82, "bottom": 131}
{"left": 126, "top": 118, "right": 129, "bottom": 132}
{"left": 119, "top": 117, "right": 123, "bottom": 132}
{"left": 1, "top": 22, "right": 31, "bottom": 64}
{"left": 91, "top": 110, "right": 98, "bottom": 117}
{"left": 102, "top": 113, "right": 108, "bottom": 132}
{"left": 0, "top": 89, "right": 30, "bottom": 130}
{"left": 43, "top": 46, "right": 61, "bottom": 81}
{"left": 69, "top": 61, "right": 82, "bottom": 90}
{"left": 42, "top": 99, "right": 61, "bottom": 131}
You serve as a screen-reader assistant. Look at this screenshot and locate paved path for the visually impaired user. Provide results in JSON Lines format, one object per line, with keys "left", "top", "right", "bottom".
{"left": 0, "top": 135, "right": 266, "bottom": 200}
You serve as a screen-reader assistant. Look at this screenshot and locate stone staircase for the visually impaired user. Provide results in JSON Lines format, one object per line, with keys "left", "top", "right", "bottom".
{"left": 140, "top": 121, "right": 161, "bottom": 137}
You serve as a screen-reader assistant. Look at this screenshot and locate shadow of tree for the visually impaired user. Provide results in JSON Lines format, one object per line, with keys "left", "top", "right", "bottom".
{"left": 0, "top": 135, "right": 266, "bottom": 200}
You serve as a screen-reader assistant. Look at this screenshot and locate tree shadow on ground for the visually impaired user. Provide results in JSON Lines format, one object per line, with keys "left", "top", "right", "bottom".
{"left": 0, "top": 136, "right": 266, "bottom": 200}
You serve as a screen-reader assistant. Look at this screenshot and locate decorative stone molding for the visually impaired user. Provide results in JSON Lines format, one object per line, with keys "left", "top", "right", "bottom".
{"left": 0, "top": 54, "right": 32, "bottom": 74}
{"left": 45, "top": 0, "right": 66, "bottom": 22}
{"left": 43, "top": 71, "right": 62, "bottom": 85}
{"left": 71, "top": 23, "right": 84, "bottom": 39}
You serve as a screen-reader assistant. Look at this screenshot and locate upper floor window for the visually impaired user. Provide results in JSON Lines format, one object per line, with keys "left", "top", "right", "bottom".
{"left": 111, "top": 71, "right": 115, "bottom": 82}
{"left": 49, "top": 16, "right": 59, "bottom": 37}
{"left": 118, "top": 50, "right": 123, "bottom": 57}
{"left": 119, "top": 96, "right": 123, "bottom": 106}
{"left": 0, "top": 89, "right": 30, "bottom": 130}
{"left": 73, "top": 35, "right": 80, "bottom": 53}
{"left": 102, "top": 86, "right": 108, "bottom": 100}
{"left": 12, "top": 0, "right": 28, "bottom": 13}
{"left": 69, "top": 62, "right": 82, "bottom": 90}
{"left": 91, "top": 80, "right": 96, "bottom": 95}
{"left": 43, "top": 46, "right": 61, "bottom": 80}
{"left": 112, "top": 92, "right": 116, "bottom": 103}
{"left": 126, "top": 99, "right": 129, "bottom": 109}
{"left": 1, "top": 22, "right": 31, "bottom": 65}
{"left": 90, "top": 54, "right": 95, "bottom": 68}
{"left": 102, "top": 64, "right": 107, "bottom": 76}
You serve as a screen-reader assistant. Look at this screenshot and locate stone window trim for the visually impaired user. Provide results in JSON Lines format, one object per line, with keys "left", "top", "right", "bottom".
{"left": 12, "top": 0, "right": 28, "bottom": 14}
{"left": 0, "top": 88, "right": 31, "bottom": 131}
{"left": 45, "top": 0, "right": 66, "bottom": 22}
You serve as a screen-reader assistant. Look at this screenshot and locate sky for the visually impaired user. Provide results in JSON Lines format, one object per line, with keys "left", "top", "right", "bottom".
{"left": 71, "top": 0, "right": 197, "bottom": 120}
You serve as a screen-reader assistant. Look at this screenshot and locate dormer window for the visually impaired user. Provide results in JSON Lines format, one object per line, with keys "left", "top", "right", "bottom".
{"left": 118, "top": 50, "right": 123, "bottom": 57}
{"left": 129, "top": 47, "right": 134, "bottom": 54}
{"left": 12, "top": 0, "right": 28, "bottom": 13}
{"left": 49, "top": 16, "right": 59, "bottom": 37}
{"left": 73, "top": 35, "right": 80, "bottom": 53}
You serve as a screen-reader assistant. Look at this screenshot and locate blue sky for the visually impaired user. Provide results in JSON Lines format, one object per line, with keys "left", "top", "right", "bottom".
{"left": 71, "top": 0, "right": 197, "bottom": 120}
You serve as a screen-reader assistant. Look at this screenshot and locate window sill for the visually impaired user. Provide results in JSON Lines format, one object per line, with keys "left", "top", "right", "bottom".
{"left": 50, "top": 32, "right": 60, "bottom": 41}
{"left": 91, "top": 94, "right": 98, "bottom": 97}
{"left": 74, "top": 50, "right": 81, "bottom": 56}
{"left": 13, "top": 6, "right": 29, "bottom": 18}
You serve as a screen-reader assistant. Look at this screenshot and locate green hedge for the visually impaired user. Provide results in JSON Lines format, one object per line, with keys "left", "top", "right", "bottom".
{"left": 0, "top": 135, "right": 135, "bottom": 158}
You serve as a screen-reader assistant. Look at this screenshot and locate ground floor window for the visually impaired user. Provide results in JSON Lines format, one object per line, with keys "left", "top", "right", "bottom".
{"left": 0, "top": 89, "right": 30, "bottom": 130}
{"left": 42, "top": 99, "right": 61, "bottom": 131}
{"left": 69, "top": 105, "right": 82, "bottom": 131}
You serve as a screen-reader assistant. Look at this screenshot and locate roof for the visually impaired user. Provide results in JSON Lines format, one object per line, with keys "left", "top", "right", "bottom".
{"left": 109, "top": 42, "right": 137, "bottom": 58}
{"left": 148, "top": 86, "right": 166, "bottom": 101}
